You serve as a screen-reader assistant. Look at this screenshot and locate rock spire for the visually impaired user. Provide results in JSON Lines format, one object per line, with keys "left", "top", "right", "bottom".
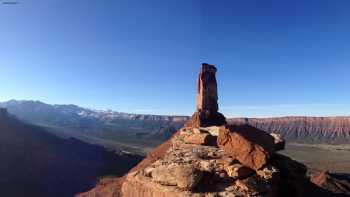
{"left": 187, "top": 63, "right": 226, "bottom": 127}
{"left": 196, "top": 63, "right": 219, "bottom": 112}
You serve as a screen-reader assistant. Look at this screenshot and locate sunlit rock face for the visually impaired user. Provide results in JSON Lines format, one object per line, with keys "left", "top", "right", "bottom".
{"left": 187, "top": 63, "right": 226, "bottom": 128}
{"left": 196, "top": 63, "right": 219, "bottom": 112}
{"left": 217, "top": 125, "right": 275, "bottom": 171}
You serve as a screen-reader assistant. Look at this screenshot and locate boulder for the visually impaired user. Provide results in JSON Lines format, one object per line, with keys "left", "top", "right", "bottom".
{"left": 151, "top": 164, "right": 202, "bottom": 190}
{"left": 151, "top": 165, "right": 178, "bottom": 186}
{"left": 183, "top": 133, "right": 211, "bottom": 145}
{"left": 217, "top": 125, "right": 275, "bottom": 170}
{"left": 175, "top": 165, "right": 202, "bottom": 189}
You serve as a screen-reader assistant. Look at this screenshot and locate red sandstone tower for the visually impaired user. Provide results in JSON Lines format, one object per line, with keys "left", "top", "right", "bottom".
{"left": 188, "top": 63, "right": 226, "bottom": 127}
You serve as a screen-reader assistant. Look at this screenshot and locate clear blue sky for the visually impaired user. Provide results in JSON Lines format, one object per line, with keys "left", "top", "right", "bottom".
{"left": 1, "top": 0, "right": 350, "bottom": 117}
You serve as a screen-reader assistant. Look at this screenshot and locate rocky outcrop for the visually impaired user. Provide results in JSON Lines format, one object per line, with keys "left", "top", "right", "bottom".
{"left": 217, "top": 125, "right": 275, "bottom": 170}
{"left": 187, "top": 63, "right": 226, "bottom": 128}
{"left": 120, "top": 125, "right": 310, "bottom": 197}
{"left": 120, "top": 64, "right": 308, "bottom": 197}
{"left": 121, "top": 126, "right": 277, "bottom": 196}
{"left": 80, "top": 63, "right": 350, "bottom": 197}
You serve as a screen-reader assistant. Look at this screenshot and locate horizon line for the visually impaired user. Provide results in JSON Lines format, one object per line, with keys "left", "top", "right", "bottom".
{"left": 1, "top": 99, "right": 350, "bottom": 119}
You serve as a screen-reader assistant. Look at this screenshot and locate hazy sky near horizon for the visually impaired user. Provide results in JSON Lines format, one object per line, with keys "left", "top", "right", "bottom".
{"left": 1, "top": 0, "right": 350, "bottom": 117}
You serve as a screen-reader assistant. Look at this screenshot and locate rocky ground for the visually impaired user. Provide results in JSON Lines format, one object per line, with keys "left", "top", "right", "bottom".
{"left": 119, "top": 125, "right": 308, "bottom": 197}
{"left": 78, "top": 126, "right": 350, "bottom": 197}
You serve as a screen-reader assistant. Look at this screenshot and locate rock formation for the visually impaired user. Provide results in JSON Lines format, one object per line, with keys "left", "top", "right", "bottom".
{"left": 119, "top": 64, "right": 308, "bottom": 197}
{"left": 79, "top": 63, "right": 349, "bottom": 197}
{"left": 187, "top": 63, "right": 226, "bottom": 128}
{"left": 120, "top": 125, "right": 308, "bottom": 197}
{"left": 196, "top": 63, "right": 219, "bottom": 112}
{"left": 217, "top": 125, "right": 275, "bottom": 170}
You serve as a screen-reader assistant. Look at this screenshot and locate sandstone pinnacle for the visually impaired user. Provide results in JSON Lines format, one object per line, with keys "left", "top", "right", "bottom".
{"left": 196, "top": 63, "right": 219, "bottom": 112}
{"left": 187, "top": 63, "right": 226, "bottom": 127}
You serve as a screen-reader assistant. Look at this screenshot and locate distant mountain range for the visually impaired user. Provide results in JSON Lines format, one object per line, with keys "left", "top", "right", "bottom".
{"left": 0, "top": 100, "right": 189, "bottom": 153}
{"left": 1, "top": 100, "right": 350, "bottom": 151}
{"left": 0, "top": 100, "right": 188, "bottom": 127}
{"left": 0, "top": 107, "right": 142, "bottom": 197}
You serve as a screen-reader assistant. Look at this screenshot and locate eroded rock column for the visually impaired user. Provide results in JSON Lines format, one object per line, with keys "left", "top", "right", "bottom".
{"left": 196, "top": 63, "right": 219, "bottom": 112}
{"left": 187, "top": 63, "right": 226, "bottom": 128}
